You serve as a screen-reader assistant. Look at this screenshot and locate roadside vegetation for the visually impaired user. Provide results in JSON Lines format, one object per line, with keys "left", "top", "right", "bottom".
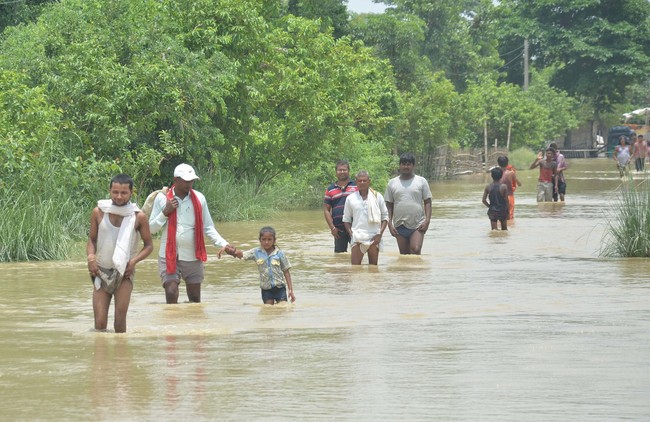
{"left": 601, "top": 180, "right": 650, "bottom": 258}
{"left": 0, "top": 0, "right": 648, "bottom": 261}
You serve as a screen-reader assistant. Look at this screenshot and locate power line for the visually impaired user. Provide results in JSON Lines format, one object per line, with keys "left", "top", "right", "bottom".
{"left": 497, "top": 51, "right": 524, "bottom": 72}
{"left": 498, "top": 44, "right": 524, "bottom": 58}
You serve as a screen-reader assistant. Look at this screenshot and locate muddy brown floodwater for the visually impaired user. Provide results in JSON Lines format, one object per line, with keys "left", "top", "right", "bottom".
{"left": 1, "top": 158, "right": 649, "bottom": 420}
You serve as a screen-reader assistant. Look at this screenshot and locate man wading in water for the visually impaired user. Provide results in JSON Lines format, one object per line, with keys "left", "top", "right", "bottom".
{"left": 87, "top": 174, "right": 153, "bottom": 333}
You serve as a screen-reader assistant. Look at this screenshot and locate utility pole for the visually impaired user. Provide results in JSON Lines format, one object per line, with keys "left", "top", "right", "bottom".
{"left": 523, "top": 38, "right": 529, "bottom": 91}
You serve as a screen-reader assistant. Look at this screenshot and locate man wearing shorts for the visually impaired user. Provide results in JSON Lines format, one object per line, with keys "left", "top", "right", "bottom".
{"left": 323, "top": 160, "right": 358, "bottom": 253}
{"left": 497, "top": 155, "right": 522, "bottom": 220}
{"left": 384, "top": 153, "right": 432, "bottom": 255}
{"left": 530, "top": 148, "right": 558, "bottom": 202}
{"left": 149, "top": 164, "right": 232, "bottom": 303}
{"left": 87, "top": 174, "right": 153, "bottom": 332}
{"left": 549, "top": 142, "right": 567, "bottom": 202}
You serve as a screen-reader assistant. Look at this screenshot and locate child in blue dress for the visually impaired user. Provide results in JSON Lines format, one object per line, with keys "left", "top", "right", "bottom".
{"left": 225, "top": 226, "right": 295, "bottom": 304}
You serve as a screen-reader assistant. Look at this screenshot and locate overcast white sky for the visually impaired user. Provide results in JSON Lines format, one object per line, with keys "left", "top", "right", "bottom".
{"left": 347, "top": 0, "right": 387, "bottom": 14}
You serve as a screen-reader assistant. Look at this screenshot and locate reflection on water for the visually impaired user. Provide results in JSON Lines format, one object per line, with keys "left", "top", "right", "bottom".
{"left": 90, "top": 336, "right": 153, "bottom": 420}
{"left": 1, "top": 158, "right": 650, "bottom": 420}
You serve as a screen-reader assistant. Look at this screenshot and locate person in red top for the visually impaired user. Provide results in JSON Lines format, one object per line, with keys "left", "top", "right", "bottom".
{"left": 530, "top": 147, "right": 558, "bottom": 202}
{"left": 323, "top": 160, "right": 358, "bottom": 253}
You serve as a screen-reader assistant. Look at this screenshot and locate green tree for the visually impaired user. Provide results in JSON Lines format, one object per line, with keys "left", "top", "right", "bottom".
{"left": 383, "top": 0, "right": 502, "bottom": 91}
{"left": 226, "top": 16, "right": 399, "bottom": 187}
{"left": 168, "top": 1, "right": 399, "bottom": 187}
{"left": 494, "top": 0, "right": 650, "bottom": 114}
{"left": 462, "top": 74, "right": 577, "bottom": 151}
{"left": 349, "top": 12, "right": 430, "bottom": 90}
{"left": 0, "top": 70, "right": 61, "bottom": 181}
{"left": 287, "top": 0, "right": 349, "bottom": 38}
{"left": 0, "top": 0, "right": 54, "bottom": 35}
{"left": 395, "top": 73, "right": 459, "bottom": 157}
{"left": 0, "top": 0, "right": 239, "bottom": 192}
{"left": 1, "top": 0, "right": 400, "bottom": 191}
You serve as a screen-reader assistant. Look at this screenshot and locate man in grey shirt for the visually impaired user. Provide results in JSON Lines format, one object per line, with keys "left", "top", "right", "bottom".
{"left": 384, "top": 153, "right": 432, "bottom": 255}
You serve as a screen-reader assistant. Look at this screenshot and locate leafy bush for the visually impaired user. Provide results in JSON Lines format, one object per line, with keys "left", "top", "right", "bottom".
{"left": 507, "top": 147, "right": 537, "bottom": 172}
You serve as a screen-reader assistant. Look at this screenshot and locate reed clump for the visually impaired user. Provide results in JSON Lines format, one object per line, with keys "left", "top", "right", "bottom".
{"left": 507, "top": 147, "right": 537, "bottom": 172}
{"left": 197, "top": 170, "right": 321, "bottom": 222}
{"left": 0, "top": 186, "right": 86, "bottom": 261}
{"left": 601, "top": 179, "right": 650, "bottom": 257}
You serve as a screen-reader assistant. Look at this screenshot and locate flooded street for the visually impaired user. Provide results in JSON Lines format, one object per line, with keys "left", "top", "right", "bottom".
{"left": 1, "top": 158, "right": 649, "bottom": 421}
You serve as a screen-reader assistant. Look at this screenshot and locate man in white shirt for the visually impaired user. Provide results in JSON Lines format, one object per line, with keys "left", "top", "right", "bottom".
{"left": 149, "top": 164, "right": 231, "bottom": 304}
{"left": 342, "top": 170, "right": 389, "bottom": 265}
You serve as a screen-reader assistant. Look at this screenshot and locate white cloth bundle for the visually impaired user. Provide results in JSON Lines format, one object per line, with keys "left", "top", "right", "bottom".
{"left": 96, "top": 200, "right": 140, "bottom": 288}
{"left": 367, "top": 189, "right": 381, "bottom": 223}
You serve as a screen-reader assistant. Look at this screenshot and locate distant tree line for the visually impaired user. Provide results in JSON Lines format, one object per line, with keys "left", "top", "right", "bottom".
{"left": 1, "top": 0, "right": 648, "bottom": 196}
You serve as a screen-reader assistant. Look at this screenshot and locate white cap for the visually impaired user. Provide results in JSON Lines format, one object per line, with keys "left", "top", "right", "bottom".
{"left": 173, "top": 163, "right": 200, "bottom": 181}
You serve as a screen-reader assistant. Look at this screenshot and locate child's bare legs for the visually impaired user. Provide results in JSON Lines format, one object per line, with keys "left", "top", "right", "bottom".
{"left": 490, "top": 219, "right": 499, "bottom": 230}
{"left": 499, "top": 218, "right": 508, "bottom": 230}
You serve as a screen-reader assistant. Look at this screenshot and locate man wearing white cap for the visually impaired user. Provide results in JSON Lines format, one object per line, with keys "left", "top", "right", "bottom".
{"left": 149, "top": 163, "right": 231, "bottom": 304}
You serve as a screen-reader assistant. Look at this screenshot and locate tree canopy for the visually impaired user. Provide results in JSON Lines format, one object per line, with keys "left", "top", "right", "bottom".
{"left": 0, "top": 0, "right": 399, "bottom": 196}
{"left": 0, "top": 0, "right": 648, "bottom": 196}
{"left": 494, "top": 0, "right": 650, "bottom": 114}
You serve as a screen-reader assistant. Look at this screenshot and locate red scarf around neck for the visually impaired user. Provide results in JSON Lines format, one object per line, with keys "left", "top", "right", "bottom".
{"left": 166, "top": 186, "right": 207, "bottom": 274}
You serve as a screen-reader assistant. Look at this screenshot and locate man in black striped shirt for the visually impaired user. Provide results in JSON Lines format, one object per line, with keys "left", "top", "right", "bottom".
{"left": 323, "top": 160, "right": 358, "bottom": 253}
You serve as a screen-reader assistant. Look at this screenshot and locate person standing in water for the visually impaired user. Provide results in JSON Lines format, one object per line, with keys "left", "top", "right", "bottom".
{"left": 632, "top": 134, "right": 647, "bottom": 172}
{"left": 530, "top": 147, "right": 558, "bottom": 202}
{"left": 323, "top": 160, "right": 358, "bottom": 253}
{"left": 482, "top": 167, "right": 509, "bottom": 230}
{"left": 614, "top": 136, "right": 632, "bottom": 178}
{"left": 225, "top": 227, "right": 295, "bottom": 305}
{"left": 149, "top": 163, "right": 232, "bottom": 304}
{"left": 384, "top": 153, "right": 432, "bottom": 255}
{"left": 342, "top": 170, "right": 389, "bottom": 265}
{"left": 549, "top": 142, "right": 567, "bottom": 202}
{"left": 87, "top": 174, "right": 153, "bottom": 333}
{"left": 497, "top": 156, "right": 521, "bottom": 220}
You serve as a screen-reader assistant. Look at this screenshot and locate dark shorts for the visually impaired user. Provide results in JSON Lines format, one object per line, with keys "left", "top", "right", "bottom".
{"left": 488, "top": 210, "right": 508, "bottom": 222}
{"left": 553, "top": 181, "right": 567, "bottom": 200}
{"left": 158, "top": 257, "right": 204, "bottom": 285}
{"left": 261, "top": 286, "right": 288, "bottom": 303}
{"left": 396, "top": 225, "right": 417, "bottom": 239}
{"left": 333, "top": 228, "right": 351, "bottom": 253}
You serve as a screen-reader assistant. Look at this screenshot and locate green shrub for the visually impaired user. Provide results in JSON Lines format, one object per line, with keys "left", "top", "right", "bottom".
{"left": 507, "top": 147, "right": 537, "bottom": 172}
{"left": 601, "top": 179, "right": 650, "bottom": 257}
{"left": 0, "top": 184, "right": 86, "bottom": 261}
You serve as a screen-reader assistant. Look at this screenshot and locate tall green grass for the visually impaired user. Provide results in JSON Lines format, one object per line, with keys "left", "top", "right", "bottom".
{"left": 507, "top": 147, "right": 537, "bottom": 172}
{"left": 1, "top": 167, "right": 326, "bottom": 263}
{"left": 0, "top": 186, "right": 87, "bottom": 261}
{"left": 197, "top": 170, "right": 322, "bottom": 222}
{"left": 601, "top": 178, "right": 650, "bottom": 257}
